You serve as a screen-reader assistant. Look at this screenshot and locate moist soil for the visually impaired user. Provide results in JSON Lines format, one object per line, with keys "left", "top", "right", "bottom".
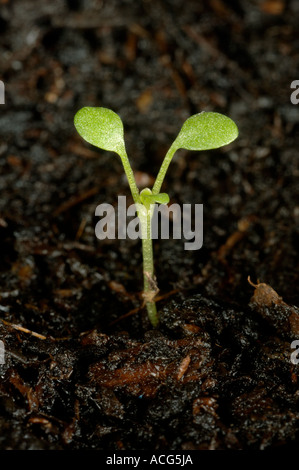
{"left": 0, "top": 0, "right": 299, "bottom": 450}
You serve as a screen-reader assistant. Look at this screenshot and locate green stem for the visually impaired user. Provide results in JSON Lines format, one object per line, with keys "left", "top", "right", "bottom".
{"left": 119, "top": 148, "right": 159, "bottom": 326}
{"left": 152, "top": 143, "right": 177, "bottom": 195}
{"left": 139, "top": 206, "right": 159, "bottom": 327}
{"left": 119, "top": 149, "right": 141, "bottom": 204}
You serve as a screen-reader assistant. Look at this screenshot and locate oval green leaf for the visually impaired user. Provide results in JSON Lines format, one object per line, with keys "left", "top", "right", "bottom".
{"left": 172, "top": 111, "right": 238, "bottom": 152}
{"left": 74, "top": 107, "right": 126, "bottom": 154}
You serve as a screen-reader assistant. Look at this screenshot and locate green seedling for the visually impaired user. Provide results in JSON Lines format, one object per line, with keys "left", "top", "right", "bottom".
{"left": 74, "top": 107, "right": 238, "bottom": 327}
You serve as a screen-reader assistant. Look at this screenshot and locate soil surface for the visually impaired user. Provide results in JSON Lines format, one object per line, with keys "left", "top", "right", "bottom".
{"left": 0, "top": 0, "right": 299, "bottom": 450}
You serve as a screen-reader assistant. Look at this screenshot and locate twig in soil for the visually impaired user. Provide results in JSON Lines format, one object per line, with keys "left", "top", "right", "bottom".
{"left": 109, "top": 306, "right": 142, "bottom": 325}
{"left": 53, "top": 186, "right": 99, "bottom": 216}
{"left": 1, "top": 319, "right": 47, "bottom": 339}
{"left": 109, "top": 289, "right": 179, "bottom": 325}
{"left": 75, "top": 218, "right": 88, "bottom": 241}
{"left": 177, "top": 355, "right": 191, "bottom": 380}
{"left": 217, "top": 215, "right": 256, "bottom": 262}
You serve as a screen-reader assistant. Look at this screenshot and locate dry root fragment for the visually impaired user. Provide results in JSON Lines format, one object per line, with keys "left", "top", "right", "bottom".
{"left": 248, "top": 276, "right": 284, "bottom": 307}
{"left": 177, "top": 355, "right": 191, "bottom": 380}
{"left": 248, "top": 276, "right": 299, "bottom": 335}
{"left": 142, "top": 271, "right": 159, "bottom": 303}
{"left": 218, "top": 216, "right": 255, "bottom": 262}
{"left": 1, "top": 319, "right": 47, "bottom": 339}
{"left": 142, "top": 290, "right": 159, "bottom": 303}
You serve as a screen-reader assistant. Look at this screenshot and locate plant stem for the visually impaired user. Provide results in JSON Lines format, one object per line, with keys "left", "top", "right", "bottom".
{"left": 119, "top": 149, "right": 141, "bottom": 204}
{"left": 119, "top": 149, "right": 159, "bottom": 327}
{"left": 152, "top": 143, "right": 177, "bottom": 195}
{"left": 140, "top": 206, "right": 159, "bottom": 327}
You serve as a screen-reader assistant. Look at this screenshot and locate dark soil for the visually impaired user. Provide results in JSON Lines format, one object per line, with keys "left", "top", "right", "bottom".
{"left": 0, "top": 0, "right": 299, "bottom": 450}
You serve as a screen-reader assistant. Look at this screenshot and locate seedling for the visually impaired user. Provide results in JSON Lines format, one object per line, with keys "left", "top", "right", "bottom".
{"left": 74, "top": 107, "right": 238, "bottom": 327}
